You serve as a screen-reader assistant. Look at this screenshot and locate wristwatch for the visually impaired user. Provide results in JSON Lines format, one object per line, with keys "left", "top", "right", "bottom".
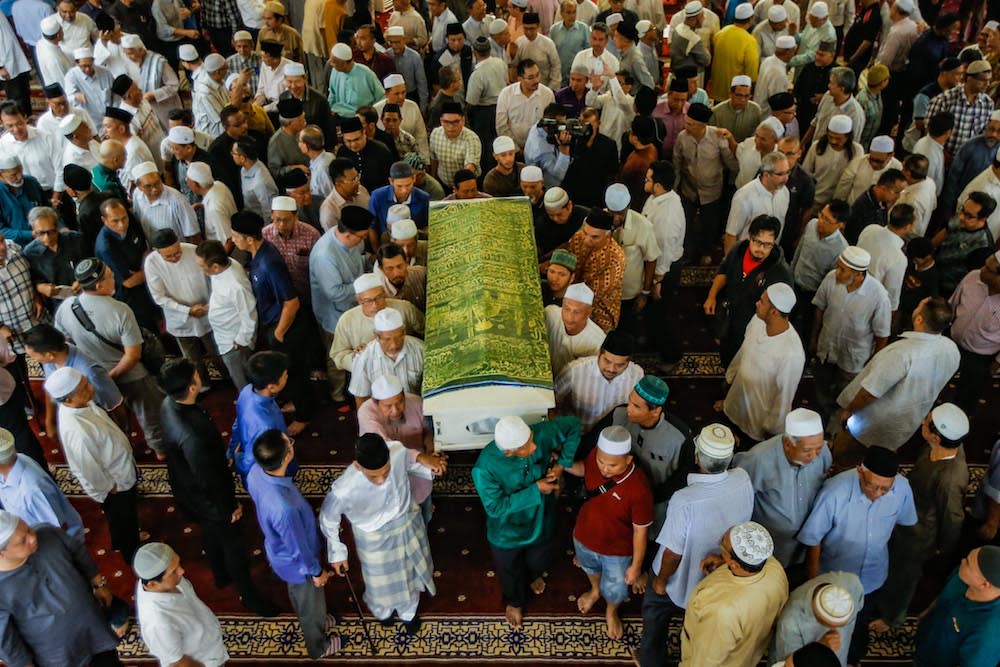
{"left": 92, "top": 575, "right": 108, "bottom": 589}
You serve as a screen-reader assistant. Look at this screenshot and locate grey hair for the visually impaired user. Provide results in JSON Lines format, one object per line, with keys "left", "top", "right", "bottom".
{"left": 830, "top": 66, "right": 856, "bottom": 94}
{"left": 760, "top": 151, "right": 788, "bottom": 173}
{"left": 439, "top": 65, "right": 459, "bottom": 89}
{"left": 697, "top": 451, "right": 732, "bottom": 474}
{"left": 28, "top": 206, "right": 59, "bottom": 228}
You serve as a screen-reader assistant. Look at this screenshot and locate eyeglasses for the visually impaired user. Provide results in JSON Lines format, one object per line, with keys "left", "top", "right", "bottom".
{"left": 749, "top": 237, "right": 775, "bottom": 248}
{"left": 358, "top": 293, "right": 386, "bottom": 306}
{"left": 337, "top": 174, "right": 361, "bottom": 184}
{"left": 768, "top": 170, "right": 791, "bottom": 177}
{"left": 36, "top": 229, "right": 59, "bottom": 236}
{"left": 440, "top": 118, "right": 462, "bottom": 125}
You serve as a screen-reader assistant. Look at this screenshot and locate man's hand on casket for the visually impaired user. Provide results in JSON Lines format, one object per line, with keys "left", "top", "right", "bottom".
{"left": 418, "top": 452, "right": 448, "bottom": 475}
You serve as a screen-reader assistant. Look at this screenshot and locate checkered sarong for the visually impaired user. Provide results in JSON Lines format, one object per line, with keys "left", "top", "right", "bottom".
{"left": 353, "top": 503, "right": 436, "bottom": 613}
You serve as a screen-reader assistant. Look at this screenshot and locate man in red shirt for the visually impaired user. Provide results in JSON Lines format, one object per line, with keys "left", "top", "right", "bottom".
{"left": 569, "top": 425, "right": 653, "bottom": 639}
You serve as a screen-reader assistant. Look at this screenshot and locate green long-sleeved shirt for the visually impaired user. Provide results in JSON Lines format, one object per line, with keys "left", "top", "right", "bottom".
{"left": 472, "top": 416, "right": 581, "bottom": 549}
{"left": 327, "top": 63, "right": 385, "bottom": 117}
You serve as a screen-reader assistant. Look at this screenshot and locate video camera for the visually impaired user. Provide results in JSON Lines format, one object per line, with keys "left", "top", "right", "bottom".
{"left": 538, "top": 117, "right": 591, "bottom": 153}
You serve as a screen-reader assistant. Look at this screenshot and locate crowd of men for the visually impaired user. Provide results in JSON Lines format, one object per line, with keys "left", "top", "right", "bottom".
{"left": 1, "top": 0, "right": 1000, "bottom": 664}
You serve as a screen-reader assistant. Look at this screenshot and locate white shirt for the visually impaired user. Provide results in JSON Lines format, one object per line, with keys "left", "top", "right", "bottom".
{"left": 957, "top": 166, "right": 1000, "bottom": 241}
{"left": 122, "top": 134, "right": 157, "bottom": 189}
{"left": 133, "top": 184, "right": 201, "bottom": 241}
{"left": 570, "top": 48, "right": 620, "bottom": 79}
{"left": 208, "top": 262, "right": 257, "bottom": 355}
{"left": 143, "top": 244, "right": 212, "bottom": 337}
{"left": 813, "top": 272, "right": 891, "bottom": 373}
{"left": 94, "top": 38, "right": 139, "bottom": 80}
{"left": 809, "top": 0, "right": 854, "bottom": 26}
{"left": 136, "top": 577, "right": 229, "bottom": 667}
{"left": 897, "top": 178, "right": 937, "bottom": 237}
{"left": 735, "top": 137, "right": 765, "bottom": 189}
{"left": 495, "top": 82, "right": 556, "bottom": 149}
{"left": 834, "top": 154, "right": 902, "bottom": 204}
{"left": 724, "top": 317, "right": 805, "bottom": 441}
{"left": 612, "top": 209, "right": 661, "bottom": 300}
{"left": 544, "top": 305, "right": 605, "bottom": 375}
{"left": 329, "top": 301, "right": 425, "bottom": 371}
{"left": 36, "top": 37, "right": 73, "bottom": 88}
{"left": 555, "top": 355, "right": 645, "bottom": 431}
{"left": 430, "top": 8, "right": 459, "bottom": 52}
{"left": 585, "top": 75, "right": 635, "bottom": 152}
{"left": 575, "top": 0, "right": 599, "bottom": 25}
{"left": 804, "top": 141, "right": 864, "bottom": 206}
{"left": 726, "top": 178, "right": 790, "bottom": 241}
{"left": 912, "top": 135, "right": 945, "bottom": 197}
{"left": 349, "top": 335, "right": 425, "bottom": 398}
{"left": 57, "top": 401, "right": 137, "bottom": 503}
{"left": 320, "top": 441, "right": 433, "bottom": 563}
{"left": 0, "top": 128, "right": 60, "bottom": 190}
{"left": 255, "top": 57, "right": 292, "bottom": 110}
{"left": 202, "top": 181, "right": 238, "bottom": 243}
{"left": 857, "top": 224, "right": 907, "bottom": 310}
{"left": 57, "top": 140, "right": 101, "bottom": 190}
{"left": 641, "top": 190, "right": 686, "bottom": 275}
{"left": 191, "top": 76, "right": 228, "bottom": 137}
{"left": 56, "top": 13, "right": 97, "bottom": 57}
{"left": 0, "top": 14, "right": 30, "bottom": 79}
{"left": 754, "top": 55, "right": 789, "bottom": 115}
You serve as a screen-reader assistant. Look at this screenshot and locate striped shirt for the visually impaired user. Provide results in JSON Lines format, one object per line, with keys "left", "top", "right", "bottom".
{"left": 349, "top": 335, "right": 425, "bottom": 398}
{"left": 0, "top": 241, "right": 38, "bottom": 353}
{"left": 926, "top": 85, "right": 996, "bottom": 156}
{"left": 555, "top": 355, "right": 645, "bottom": 431}
{"left": 133, "top": 185, "right": 200, "bottom": 241}
{"left": 429, "top": 126, "right": 482, "bottom": 187}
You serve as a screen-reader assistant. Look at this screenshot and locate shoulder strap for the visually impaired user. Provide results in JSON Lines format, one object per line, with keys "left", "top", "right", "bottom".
{"left": 583, "top": 477, "right": 619, "bottom": 502}
{"left": 70, "top": 298, "right": 125, "bottom": 353}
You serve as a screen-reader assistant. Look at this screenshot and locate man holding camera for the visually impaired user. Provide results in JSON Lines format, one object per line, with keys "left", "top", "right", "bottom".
{"left": 524, "top": 102, "right": 581, "bottom": 188}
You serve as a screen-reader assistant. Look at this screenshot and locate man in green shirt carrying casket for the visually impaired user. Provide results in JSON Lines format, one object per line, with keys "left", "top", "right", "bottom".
{"left": 472, "top": 415, "right": 581, "bottom": 629}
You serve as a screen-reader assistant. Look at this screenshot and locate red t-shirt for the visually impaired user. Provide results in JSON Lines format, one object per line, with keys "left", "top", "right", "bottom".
{"left": 573, "top": 449, "right": 654, "bottom": 556}
{"left": 741, "top": 246, "right": 763, "bottom": 277}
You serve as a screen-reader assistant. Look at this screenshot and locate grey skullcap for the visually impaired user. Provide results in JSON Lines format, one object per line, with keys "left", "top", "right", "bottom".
{"left": 133, "top": 542, "right": 177, "bottom": 580}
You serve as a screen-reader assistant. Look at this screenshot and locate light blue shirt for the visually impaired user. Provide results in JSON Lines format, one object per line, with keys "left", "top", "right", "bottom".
{"left": 10, "top": 0, "right": 53, "bottom": 46}
{"left": 42, "top": 345, "right": 123, "bottom": 412}
{"left": 653, "top": 468, "right": 754, "bottom": 608}
{"left": 524, "top": 126, "right": 571, "bottom": 188}
{"left": 732, "top": 435, "right": 832, "bottom": 567}
{"left": 63, "top": 64, "right": 114, "bottom": 127}
{"left": 327, "top": 63, "right": 385, "bottom": 117}
{"left": 797, "top": 468, "right": 918, "bottom": 593}
{"left": 308, "top": 229, "right": 367, "bottom": 333}
{"left": 550, "top": 20, "right": 591, "bottom": 85}
{"left": 229, "top": 383, "right": 297, "bottom": 481}
{"left": 0, "top": 454, "right": 84, "bottom": 541}
{"left": 391, "top": 46, "right": 429, "bottom": 111}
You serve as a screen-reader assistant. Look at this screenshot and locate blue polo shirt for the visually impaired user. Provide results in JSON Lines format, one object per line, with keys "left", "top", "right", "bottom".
{"left": 246, "top": 464, "right": 321, "bottom": 585}
{"left": 229, "top": 384, "right": 298, "bottom": 481}
{"left": 248, "top": 241, "right": 298, "bottom": 328}
{"left": 368, "top": 184, "right": 430, "bottom": 235}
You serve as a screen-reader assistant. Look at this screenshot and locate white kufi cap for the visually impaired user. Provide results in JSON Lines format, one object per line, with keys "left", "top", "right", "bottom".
{"left": 775, "top": 35, "right": 796, "bottom": 49}
{"left": 121, "top": 34, "right": 144, "bottom": 49}
{"left": 387, "top": 204, "right": 411, "bottom": 224}
{"left": 353, "top": 273, "right": 383, "bottom": 294}
{"left": 930, "top": 402, "right": 969, "bottom": 441}
{"left": 489, "top": 18, "right": 508, "bottom": 35}
{"left": 168, "top": 125, "right": 194, "bottom": 145}
{"left": 233, "top": 30, "right": 253, "bottom": 42}
{"left": 766, "top": 282, "right": 796, "bottom": 313}
{"left": 133, "top": 542, "right": 177, "bottom": 579}
{"left": 597, "top": 425, "right": 632, "bottom": 456}
{"left": 731, "top": 74, "right": 752, "bottom": 88}
{"left": 606, "top": 12, "right": 623, "bottom": 26}
{"left": 828, "top": 114, "right": 853, "bottom": 134}
{"left": 0, "top": 428, "right": 14, "bottom": 460}
{"left": 272, "top": 195, "right": 297, "bottom": 212}
{"left": 41, "top": 16, "right": 60, "bottom": 36}
{"left": 390, "top": 218, "right": 418, "bottom": 240}
{"left": 332, "top": 43, "right": 353, "bottom": 60}
{"left": 520, "top": 165, "right": 543, "bottom": 182}
{"left": 186, "top": 161, "right": 213, "bottom": 186}
{"left": 809, "top": 1, "right": 829, "bottom": 17}
{"left": 494, "top": 415, "right": 531, "bottom": 450}
{"left": 636, "top": 20, "right": 652, "bottom": 37}
{"left": 44, "top": 365, "right": 83, "bottom": 401}
{"left": 759, "top": 116, "right": 785, "bottom": 138}
{"left": 869, "top": 135, "right": 894, "bottom": 153}
{"left": 0, "top": 510, "right": 20, "bottom": 550}
{"left": 284, "top": 62, "right": 306, "bottom": 77}
{"left": 373, "top": 307, "right": 404, "bottom": 332}
{"left": 544, "top": 187, "right": 569, "bottom": 210}
{"left": 840, "top": 245, "right": 871, "bottom": 271}
{"left": 73, "top": 47, "right": 94, "bottom": 60}
{"left": 695, "top": 423, "right": 735, "bottom": 458}
{"left": 386, "top": 26, "right": 405, "bottom": 37}
{"left": 684, "top": 1, "right": 703, "bottom": 16}
{"left": 371, "top": 374, "right": 404, "bottom": 400}
{"left": 203, "top": 53, "right": 226, "bottom": 72}
{"left": 605, "top": 183, "right": 631, "bottom": 211}
{"left": 814, "top": 584, "right": 856, "bottom": 625}
{"left": 178, "top": 44, "right": 199, "bottom": 61}
{"left": 785, "top": 407, "right": 823, "bottom": 437}
{"left": 0, "top": 155, "right": 20, "bottom": 170}
{"left": 768, "top": 5, "right": 787, "bottom": 22}
{"left": 59, "top": 114, "right": 82, "bottom": 134}
{"left": 383, "top": 73, "right": 405, "bottom": 89}
{"left": 493, "top": 135, "right": 516, "bottom": 153}
{"left": 734, "top": 2, "right": 754, "bottom": 20}
{"left": 729, "top": 521, "right": 773, "bottom": 565}
{"left": 564, "top": 283, "right": 594, "bottom": 305}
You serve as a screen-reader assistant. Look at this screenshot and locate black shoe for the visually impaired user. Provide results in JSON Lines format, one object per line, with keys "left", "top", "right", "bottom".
{"left": 241, "top": 595, "right": 280, "bottom": 617}
{"left": 378, "top": 615, "right": 396, "bottom": 627}
{"left": 402, "top": 616, "right": 422, "bottom": 635}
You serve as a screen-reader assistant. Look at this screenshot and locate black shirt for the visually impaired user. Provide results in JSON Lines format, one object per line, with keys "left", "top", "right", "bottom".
{"left": 845, "top": 187, "right": 886, "bottom": 244}
{"left": 563, "top": 134, "right": 619, "bottom": 208}
{"left": 534, "top": 204, "right": 589, "bottom": 261}
{"left": 23, "top": 231, "right": 87, "bottom": 288}
{"left": 336, "top": 139, "right": 394, "bottom": 194}
{"left": 793, "top": 61, "right": 834, "bottom": 130}
{"left": 843, "top": 4, "right": 882, "bottom": 68}
{"left": 207, "top": 134, "right": 246, "bottom": 209}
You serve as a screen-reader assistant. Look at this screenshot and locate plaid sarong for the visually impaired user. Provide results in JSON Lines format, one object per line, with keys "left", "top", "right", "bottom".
{"left": 353, "top": 503, "right": 436, "bottom": 614}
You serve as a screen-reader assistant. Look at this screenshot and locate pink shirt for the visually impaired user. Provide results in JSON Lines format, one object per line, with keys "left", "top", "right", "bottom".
{"left": 356, "top": 392, "right": 434, "bottom": 502}
{"left": 949, "top": 270, "right": 1000, "bottom": 359}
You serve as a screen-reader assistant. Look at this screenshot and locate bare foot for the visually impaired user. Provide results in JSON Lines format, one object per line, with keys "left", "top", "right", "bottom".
{"left": 287, "top": 421, "right": 307, "bottom": 436}
{"left": 577, "top": 589, "right": 600, "bottom": 614}
{"left": 631, "top": 571, "right": 648, "bottom": 595}
{"left": 112, "top": 620, "right": 131, "bottom": 638}
{"left": 530, "top": 577, "right": 546, "bottom": 595}
{"left": 869, "top": 619, "right": 890, "bottom": 635}
{"left": 505, "top": 604, "right": 523, "bottom": 629}
{"left": 606, "top": 608, "right": 624, "bottom": 640}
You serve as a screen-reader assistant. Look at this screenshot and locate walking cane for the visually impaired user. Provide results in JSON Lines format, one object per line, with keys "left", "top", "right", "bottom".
{"left": 343, "top": 569, "right": 378, "bottom": 656}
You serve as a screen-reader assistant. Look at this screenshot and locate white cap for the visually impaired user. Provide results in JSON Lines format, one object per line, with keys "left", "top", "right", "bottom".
{"left": 488, "top": 18, "right": 508, "bottom": 35}
{"left": 734, "top": 2, "right": 754, "bottom": 20}
{"left": 383, "top": 73, "right": 405, "bottom": 89}
{"left": 233, "top": 30, "right": 253, "bottom": 42}
{"left": 225, "top": 72, "right": 241, "bottom": 89}
{"left": 564, "top": 283, "right": 594, "bottom": 305}
{"left": 332, "top": 42, "right": 353, "bottom": 61}
{"left": 809, "top": 1, "right": 829, "bottom": 17}
{"left": 372, "top": 374, "right": 404, "bottom": 400}
{"left": 606, "top": 12, "right": 623, "bottom": 26}
{"left": 0, "top": 428, "right": 15, "bottom": 460}
{"left": 840, "top": 245, "right": 871, "bottom": 271}
{"left": 59, "top": 114, "right": 82, "bottom": 134}
{"left": 0, "top": 155, "right": 20, "bottom": 169}
{"left": 353, "top": 273, "right": 383, "bottom": 294}
{"left": 986, "top": 20, "right": 999, "bottom": 31}
{"left": 494, "top": 415, "right": 531, "bottom": 450}
{"left": 44, "top": 365, "right": 83, "bottom": 401}
{"left": 284, "top": 62, "right": 306, "bottom": 77}
{"left": 373, "top": 307, "right": 404, "bottom": 332}
{"left": 869, "top": 135, "right": 895, "bottom": 153}
{"left": 814, "top": 584, "right": 856, "bottom": 625}
{"left": 203, "top": 53, "right": 226, "bottom": 72}
{"left": 520, "top": 165, "right": 543, "bottom": 182}
{"left": 636, "top": 19, "right": 652, "bottom": 37}
{"left": 390, "top": 218, "right": 418, "bottom": 240}
{"left": 731, "top": 74, "right": 752, "bottom": 88}
{"left": 186, "top": 161, "right": 213, "bottom": 186}
{"left": 133, "top": 542, "right": 176, "bottom": 579}
{"left": 493, "top": 135, "right": 516, "bottom": 154}
{"left": 387, "top": 204, "right": 411, "bottom": 224}
{"left": 766, "top": 282, "right": 796, "bottom": 313}
{"left": 41, "top": 15, "right": 60, "bottom": 36}
{"left": 167, "top": 125, "right": 194, "bottom": 145}
{"left": 386, "top": 26, "right": 405, "bottom": 37}
{"left": 121, "top": 34, "right": 144, "bottom": 49}
{"left": 893, "top": 0, "right": 913, "bottom": 13}
{"left": 0, "top": 510, "right": 19, "bottom": 549}
{"left": 604, "top": 183, "right": 631, "bottom": 212}
{"left": 544, "top": 187, "right": 569, "bottom": 210}
{"left": 684, "top": 1, "right": 703, "bottom": 16}
{"left": 695, "top": 423, "right": 735, "bottom": 458}
{"left": 785, "top": 407, "right": 823, "bottom": 437}
{"left": 993, "top": 110, "right": 1000, "bottom": 122}
{"left": 597, "top": 425, "right": 632, "bottom": 456}
{"left": 759, "top": 116, "right": 785, "bottom": 138}
{"left": 729, "top": 521, "right": 773, "bottom": 565}
{"left": 775, "top": 35, "right": 796, "bottom": 49}
{"left": 178, "top": 44, "right": 199, "bottom": 61}
{"left": 272, "top": 195, "right": 297, "bottom": 212}
{"left": 930, "top": 402, "right": 969, "bottom": 441}
{"left": 828, "top": 114, "right": 853, "bottom": 134}
{"left": 768, "top": 5, "right": 787, "bottom": 22}
{"left": 73, "top": 47, "right": 94, "bottom": 60}
{"left": 132, "top": 161, "right": 159, "bottom": 180}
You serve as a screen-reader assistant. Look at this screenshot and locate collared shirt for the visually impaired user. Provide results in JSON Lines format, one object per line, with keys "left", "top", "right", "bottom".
{"left": 429, "top": 126, "right": 482, "bottom": 187}
{"left": 10, "top": 0, "right": 49, "bottom": 46}
{"left": 803, "top": 141, "right": 863, "bottom": 206}
{"left": 319, "top": 184, "right": 371, "bottom": 231}
{"left": 912, "top": 135, "right": 945, "bottom": 197}
{"left": 0, "top": 179, "right": 44, "bottom": 246}
{"left": 135, "top": 577, "right": 228, "bottom": 667}
{"left": 53, "top": 292, "right": 149, "bottom": 383}
{"left": 496, "top": 82, "right": 556, "bottom": 149}
{"left": 856, "top": 86, "right": 883, "bottom": 148}
{"left": 773, "top": 571, "right": 864, "bottom": 665}
{"left": 752, "top": 22, "right": 789, "bottom": 59}
{"left": 430, "top": 8, "right": 459, "bottom": 52}
{"left": 57, "top": 12, "right": 97, "bottom": 56}
{"left": 641, "top": 190, "right": 685, "bottom": 275}
{"left": 144, "top": 244, "right": 212, "bottom": 338}
{"left": 0, "top": 129, "right": 59, "bottom": 190}
{"left": 838, "top": 331, "right": 960, "bottom": 449}
{"left": 226, "top": 52, "right": 262, "bottom": 95}
{"left": 308, "top": 151, "right": 335, "bottom": 199}
{"left": 389, "top": 8, "right": 429, "bottom": 50}
{"left": 942, "top": 136, "right": 999, "bottom": 215}
{"left": 797, "top": 468, "right": 917, "bottom": 593}
{"left": 555, "top": 355, "right": 644, "bottom": 431}
{"left": 248, "top": 241, "right": 297, "bottom": 328}
{"left": 949, "top": 270, "right": 1000, "bottom": 357}
{"left": 835, "top": 153, "right": 903, "bottom": 204}
{"left": 857, "top": 223, "right": 907, "bottom": 309}
{"left": 23, "top": 231, "right": 86, "bottom": 294}
{"left": 512, "top": 34, "right": 562, "bottom": 91}
{"left": 790, "top": 220, "right": 847, "bottom": 292}
{"left": 466, "top": 57, "right": 509, "bottom": 107}
{"left": 570, "top": 47, "right": 620, "bottom": 80}
{"left": 726, "top": 178, "right": 790, "bottom": 241}
{"left": 733, "top": 436, "right": 832, "bottom": 567}
{"left": 255, "top": 57, "right": 292, "bottom": 110}
{"left": 57, "top": 401, "right": 137, "bottom": 503}
{"left": 814, "top": 272, "right": 891, "bottom": 373}
{"left": 191, "top": 76, "right": 228, "bottom": 137}
{"left": 876, "top": 16, "right": 917, "bottom": 72}
{"left": 133, "top": 185, "right": 200, "bottom": 241}
{"left": 734, "top": 137, "right": 766, "bottom": 189}
{"left": 0, "top": 453, "right": 84, "bottom": 540}
{"left": 788, "top": 20, "right": 836, "bottom": 72}
{"left": 812, "top": 93, "right": 866, "bottom": 145}
{"left": 565, "top": 232, "right": 626, "bottom": 331}
{"left": 673, "top": 127, "right": 739, "bottom": 204}
{"left": 240, "top": 160, "right": 279, "bottom": 221}
{"left": 368, "top": 184, "right": 430, "bottom": 234}
{"left": 63, "top": 64, "right": 115, "bottom": 127}
{"left": 926, "top": 85, "right": 995, "bottom": 156}
{"left": 41, "top": 345, "right": 123, "bottom": 411}
{"left": 327, "top": 62, "right": 385, "bottom": 117}
{"left": 349, "top": 335, "right": 424, "bottom": 398}
{"left": 375, "top": 97, "right": 430, "bottom": 159}
{"left": 654, "top": 468, "right": 754, "bottom": 608}
{"left": 328, "top": 301, "right": 424, "bottom": 371}
{"left": 754, "top": 56, "right": 789, "bottom": 115}
{"left": 898, "top": 177, "right": 937, "bottom": 237}
{"left": 387, "top": 47, "right": 430, "bottom": 112}
{"left": 957, "top": 166, "right": 1000, "bottom": 242}
{"left": 356, "top": 392, "right": 432, "bottom": 455}
{"left": 320, "top": 441, "right": 433, "bottom": 562}
{"left": 0, "top": 242, "right": 35, "bottom": 354}
{"left": 36, "top": 36, "right": 73, "bottom": 88}
{"left": 308, "top": 229, "right": 367, "bottom": 333}
{"left": 207, "top": 263, "right": 257, "bottom": 355}
{"left": 246, "top": 464, "right": 322, "bottom": 585}
{"left": 724, "top": 317, "right": 805, "bottom": 440}
{"left": 230, "top": 383, "right": 286, "bottom": 477}
{"left": 544, "top": 304, "right": 605, "bottom": 375}
{"left": 550, "top": 20, "right": 591, "bottom": 85}
{"left": 709, "top": 99, "right": 763, "bottom": 143}
{"left": 612, "top": 209, "right": 661, "bottom": 300}
{"left": 262, "top": 221, "right": 320, "bottom": 299}
{"left": 202, "top": 181, "right": 238, "bottom": 244}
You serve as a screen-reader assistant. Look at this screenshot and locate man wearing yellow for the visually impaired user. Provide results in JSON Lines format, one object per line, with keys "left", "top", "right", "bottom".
{"left": 710, "top": 3, "right": 759, "bottom": 101}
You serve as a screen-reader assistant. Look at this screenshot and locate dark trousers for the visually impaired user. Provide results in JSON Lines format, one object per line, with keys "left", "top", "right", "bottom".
{"left": 1, "top": 71, "right": 31, "bottom": 118}
{"left": 636, "top": 584, "right": 682, "bottom": 666}
{"left": 649, "top": 264, "right": 683, "bottom": 363}
{"left": 953, "top": 346, "right": 993, "bottom": 418}
{"left": 90, "top": 650, "right": 124, "bottom": 667}
{"left": 206, "top": 27, "right": 238, "bottom": 57}
{"left": 848, "top": 591, "right": 878, "bottom": 664}
{"left": 101, "top": 484, "right": 140, "bottom": 564}
{"left": 287, "top": 579, "right": 329, "bottom": 658}
{"left": 264, "top": 313, "right": 316, "bottom": 422}
{"left": 489, "top": 538, "right": 556, "bottom": 609}
{"left": 201, "top": 516, "right": 261, "bottom": 600}
{"left": 0, "top": 381, "right": 47, "bottom": 469}
{"left": 681, "top": 197, "right": 722, "bottom": 260}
